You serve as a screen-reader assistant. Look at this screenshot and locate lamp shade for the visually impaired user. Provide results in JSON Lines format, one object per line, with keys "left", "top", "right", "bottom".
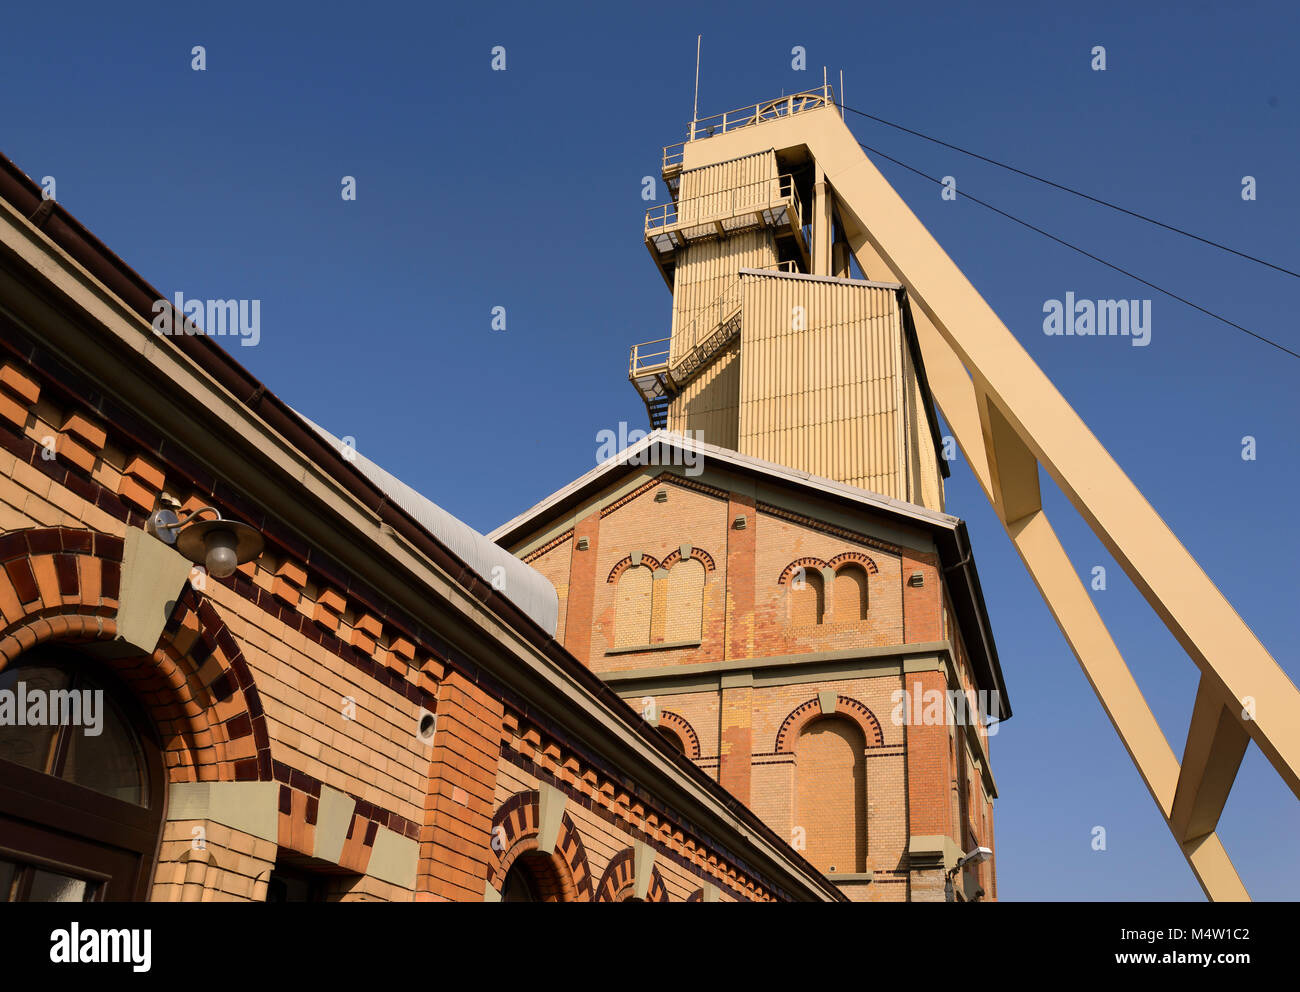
{"left": 174, "top": 518, "right": 264, "bottom": 576}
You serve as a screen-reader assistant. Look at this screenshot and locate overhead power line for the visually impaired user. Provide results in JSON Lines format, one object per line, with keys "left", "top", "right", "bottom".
{"left": 849, "top": 136, "right": 1300, "bottom": 362}
{"left": 840, "top": 103, "right": 1300, "bottom": 282}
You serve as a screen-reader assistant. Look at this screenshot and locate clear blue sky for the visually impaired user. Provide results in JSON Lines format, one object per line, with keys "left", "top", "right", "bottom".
{"left": 4, "top": 0, "right": 1296, "bottom": 900}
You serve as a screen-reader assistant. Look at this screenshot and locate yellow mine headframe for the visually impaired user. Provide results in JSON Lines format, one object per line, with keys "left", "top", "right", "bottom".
{"left": 628, "top": 84, "right": 1300, "bottom": 901}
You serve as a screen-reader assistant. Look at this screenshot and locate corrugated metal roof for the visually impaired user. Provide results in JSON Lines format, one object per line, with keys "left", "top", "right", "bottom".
{"left": 296, "top": 412, "right": 559, "bottom": 637}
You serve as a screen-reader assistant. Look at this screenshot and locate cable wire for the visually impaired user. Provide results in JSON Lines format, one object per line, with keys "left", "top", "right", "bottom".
{"left": 850, "top": 137, "right": 1300, "bottom": 362}
{"left": 840, "top": 102, "right": 1300, "bottom": 281}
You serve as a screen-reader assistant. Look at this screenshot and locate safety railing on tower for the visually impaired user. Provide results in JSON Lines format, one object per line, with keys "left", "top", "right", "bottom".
{"left": 644, "top": 175, "right": 803, "bottom": 265}
{"left": 662, "top": 84, "right": 837, "bottom": 174}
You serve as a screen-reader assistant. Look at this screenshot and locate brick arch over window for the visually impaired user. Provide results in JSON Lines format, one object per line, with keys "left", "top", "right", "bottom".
{"left": 594, "top": 847, "right": 668, "bottom": 902}
{"left": 0, "top": 527, "right": 266, "bottom": 785}
{"left": 657, "top": 710, "right": 701, "bottom": 759}
{"left": 0, "top": 526, "right": 124, "bottom": 657}
{"left": 776, "top": 556, "right": 828, "bottom": 586}
{"left": 826, "top": 551, "right": 879, "bottom": 575}
{"left": 487, "top": 789, "right": 593, "bottom": 901}
{"left": 775, "top": 695, "right": 885, "bottom": 753}
{"left": 154, "top": 587, "right": 272, "bottom": 782}
{"left": 659, "top": 546, "right": 716, "bottom": 571}
{"left": 606, "top": 553, "right": 663, "bottom": 583}
{"left": 686, "top": 887, "right": 704, "bottom": 902}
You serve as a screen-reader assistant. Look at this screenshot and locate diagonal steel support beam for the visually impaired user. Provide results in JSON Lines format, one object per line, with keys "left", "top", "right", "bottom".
{"left": 910, "top": 300, "right": 1250, "bottom": 900}
{"left": 845, "top": 214, "right": 1251, "bottom": 899}
{"left": 680, "top": 105, "right": 1298, "bottom": 900}
{"left": 1171, "top": 676, "right": 1251, "bottom": 845}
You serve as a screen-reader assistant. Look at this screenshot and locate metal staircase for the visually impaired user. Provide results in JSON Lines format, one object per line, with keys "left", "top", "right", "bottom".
{"left": 628, "top": 281, "right": 745, "bottom": 429}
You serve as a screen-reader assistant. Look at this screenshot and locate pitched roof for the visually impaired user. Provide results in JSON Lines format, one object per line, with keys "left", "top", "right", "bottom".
{"left": 297, "top": 413, "right": 559, "bottom": 637}
{"left": 491, "top": 430, "right": 1011, "bottom": 719}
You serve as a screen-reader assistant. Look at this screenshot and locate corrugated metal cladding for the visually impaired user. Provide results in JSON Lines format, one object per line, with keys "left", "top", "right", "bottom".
{"left": 670, "top": 230, "right": 776, "bottom": 363}
{"left": 676, "top": 150, "right": 778, "bottom": 223}
{"left": 668, "top": 338, "right": 740, "bottom": 450}
{"left": 902, "top": 335, "right": 945, "bottom": 512}
{"left": 737, "top": 273, "right": 913, "bottom": 500}
{"left": 668, "top": 153, "right": 783, "bottom": 364}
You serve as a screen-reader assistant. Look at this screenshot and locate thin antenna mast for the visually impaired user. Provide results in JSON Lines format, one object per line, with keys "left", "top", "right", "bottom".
{"left": 839, "top": 68, "right": 844, "bottom": 118}
{"left": 692, "top": 35, "right": 702, "bottom": 125}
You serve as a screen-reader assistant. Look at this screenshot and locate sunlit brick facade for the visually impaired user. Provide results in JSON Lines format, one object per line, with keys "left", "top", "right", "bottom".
{"left": 0, "top": 154, "right": 839, "bottom": 903}
{"left": 493, "top": 439, "right": 1010, "bottom": 901}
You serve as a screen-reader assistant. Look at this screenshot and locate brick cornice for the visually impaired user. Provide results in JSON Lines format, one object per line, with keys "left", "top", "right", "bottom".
{"left": 522, "top": 528, "right": 573, "bottom": 564}
{"left": 757, "top": 500, "right": 903, "bottom": 556}
{"left": 599, "top": 471, "right": 729, "bottom": 519}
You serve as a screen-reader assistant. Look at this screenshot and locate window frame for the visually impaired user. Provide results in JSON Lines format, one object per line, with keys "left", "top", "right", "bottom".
{"left": 0, "top": 645, "right": 166, "bottom": 901}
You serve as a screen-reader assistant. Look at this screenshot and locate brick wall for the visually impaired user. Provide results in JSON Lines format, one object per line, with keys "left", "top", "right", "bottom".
{"left": 521, "top": 466, "right": 999, "bottom": 901}
{"left": 0, "top": 351, "right": 813, "bottom": 903}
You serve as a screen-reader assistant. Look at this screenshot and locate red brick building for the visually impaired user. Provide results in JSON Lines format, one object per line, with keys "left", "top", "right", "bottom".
{"left": 493, "top": 434, "right": 1010, "bottom": 901}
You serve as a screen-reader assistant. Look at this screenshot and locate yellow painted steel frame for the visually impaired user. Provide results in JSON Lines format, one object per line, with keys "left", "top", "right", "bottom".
{"left": 679, "top": 105, "right": 1300, "bottom": 900}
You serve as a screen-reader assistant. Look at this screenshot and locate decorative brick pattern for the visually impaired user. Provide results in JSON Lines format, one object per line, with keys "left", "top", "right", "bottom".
{"left": 116, "top": 453, "right": 165, "bottom": 513}
{"left": 57, "top": 412, "right": 106, "bottom": 476}
{"left": 594, "top": 847, "right": 668, "bottom": 902}
{"left": 658, "top": 710, "right": 701, "bottom": 759}
{"left": 0, "top": 362, "right": 40, "bottom": 430}
{"left": 486, "top": 789, "right": 593, "bottom": 901}
{"left": 0, "top": 343, "right": 854, "bottom": 904}
{"left": 515, "top": 456, "right": 1002, "bottom": 900}
{"left": 775, "top": 695, "right": 885, "bottom": 753}
{"left": 607, "top": 552, "right": 662, "bottom": 583}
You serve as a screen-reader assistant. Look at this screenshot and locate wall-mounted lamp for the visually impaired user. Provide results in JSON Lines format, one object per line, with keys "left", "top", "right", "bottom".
{"left": 945, "top": 845, "right": 993, "bottom": 901}
{"left": 145, "top": 504, "right": 264, "bottom": 579}
{"left": 955, "top": 846, "right": 993, "bottom": 871}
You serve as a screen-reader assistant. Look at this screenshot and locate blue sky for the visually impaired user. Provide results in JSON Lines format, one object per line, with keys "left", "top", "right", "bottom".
{"left": 3, "top": 0, "right": 1296, "bottom": 900}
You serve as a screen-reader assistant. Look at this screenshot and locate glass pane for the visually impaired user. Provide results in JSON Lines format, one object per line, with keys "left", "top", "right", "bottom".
{"left": 0, "top": 666, "right": 69, "bottom": 774}
{"left": 500, "top": 862, "right": 541, "bottom": 903}
{"left": 0, "top": 859, "right": 16, "bottom": 901}
{"left": 61, "top": 692, "right": 145, "bottom": 806}
{"left": 28, "top": 868, "right": 88, "bottom": 903}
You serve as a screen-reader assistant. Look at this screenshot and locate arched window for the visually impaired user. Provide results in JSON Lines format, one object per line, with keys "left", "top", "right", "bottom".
{"left": 657, "top": 724, "right": 686, "bottom": 754}
{"left": 0, "top": 645, "right": 164, "bottom": 901}
{"left": 794, "top": 717, "right": 866, "bottom": 874}
{"left": 790, "top": 567, "right": 825, "bottom": 627}
{"left": 613, "top": 564, "right": 654, "bottom": 648}
{"left": 663, "top": 558, "right": 705, "bottom": 643}
{"left": 500, "top": 857, "right": 543, "bottom": 902}
{"left": 832, "top": 564, "right": 869, "bottom": 622}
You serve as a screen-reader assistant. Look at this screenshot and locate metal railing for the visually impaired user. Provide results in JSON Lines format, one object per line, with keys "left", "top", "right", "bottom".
{"left": 629, "top": 278, "right": 746, "bottom": 382}
{"left": 662, "top": 84, "right": 836, "bottom": 172}
{"left": 629, "top": 263, "right": 802, "bottom": 381}
{"left": 629, "top": 337, "right": 672, "bottom": 377}
{"left": 644, "top": 175, "right": 801, "bottom": 236}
